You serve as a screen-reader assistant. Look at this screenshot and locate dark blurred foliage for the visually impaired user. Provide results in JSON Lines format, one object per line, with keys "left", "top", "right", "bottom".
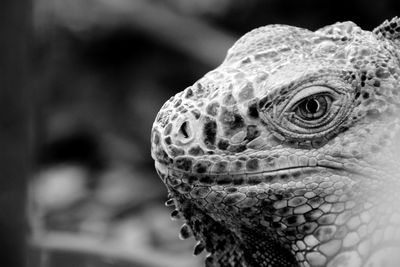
{"left": 0, "top": 1, "right": 30, "bottom": 267}
{"left": 212, "top": 0, "right": 400, "bottom": 33}
{"left": 25, "top": 0, "right": 400, "bottom": 266}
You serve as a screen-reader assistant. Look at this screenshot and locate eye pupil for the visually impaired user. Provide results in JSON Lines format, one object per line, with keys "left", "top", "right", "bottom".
{"left": 306, "top": 98, "right": 320, "bottom": 113}
{"left": 295, "top": 95, "right": 331, "bottom": 120}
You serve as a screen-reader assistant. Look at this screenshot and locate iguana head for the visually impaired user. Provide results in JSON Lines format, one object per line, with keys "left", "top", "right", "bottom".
{"left": 151, "top": 17, "right": 400, "bottom": 267}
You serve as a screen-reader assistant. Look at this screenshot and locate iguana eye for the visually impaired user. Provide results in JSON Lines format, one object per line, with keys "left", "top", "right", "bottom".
{"left": 259, "top": 82, "right": 353, "bottom": 141}
{"left": 284, "top": 87, "right": 339, "bottom": 130}
{"left": 294, "top": 94, "right": 333, "bottom": 121}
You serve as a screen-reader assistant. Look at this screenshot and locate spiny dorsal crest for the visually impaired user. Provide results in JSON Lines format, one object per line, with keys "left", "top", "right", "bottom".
{"left": 373, "top": 16, "right": 400, "bottom": 42}
{"left": 373, "top": 17, "right": 400, "bottom": 63}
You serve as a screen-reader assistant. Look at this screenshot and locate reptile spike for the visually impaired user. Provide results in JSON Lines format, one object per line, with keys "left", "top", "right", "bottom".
{"left": 178, "top": 223, "right": 192, "bottom": 240}
{"left": 193, "top": 241, "right": 205, "bottom": 256}
{"left": 170, "top": 209, "right": 181, "bottom": 220}
{"left": 164, "top": 198, "right": 175, "bottom": 207}
{"left": 373, "top": 16, "right": 400, "bottom": 42}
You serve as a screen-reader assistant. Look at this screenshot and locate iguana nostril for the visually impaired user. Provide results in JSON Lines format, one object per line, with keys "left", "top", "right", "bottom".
{"left": 178, "top": 121, "right": 191, "bottom": 139}
{"left": 173, "top": 119, "right": 195, "bottom": 145}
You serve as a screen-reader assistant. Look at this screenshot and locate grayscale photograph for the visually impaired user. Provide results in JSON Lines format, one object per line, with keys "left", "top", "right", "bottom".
{"left": 1, "top": 0, "right": 399, "bottom": 267}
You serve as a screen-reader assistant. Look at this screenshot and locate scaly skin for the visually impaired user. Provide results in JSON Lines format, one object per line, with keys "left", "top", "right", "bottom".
{"left": 151, "top": 18, "right": 400, "bottom": 267}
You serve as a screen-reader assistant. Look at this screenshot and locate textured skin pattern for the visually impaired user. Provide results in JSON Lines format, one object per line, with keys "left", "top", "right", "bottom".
{"left": 151, "top": 17, "right": 400, "bottom": 267}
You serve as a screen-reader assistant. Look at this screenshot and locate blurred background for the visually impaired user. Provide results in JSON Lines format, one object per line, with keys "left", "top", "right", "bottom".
{"left": 9, "top": 0, "right": 397, "bottom": 266}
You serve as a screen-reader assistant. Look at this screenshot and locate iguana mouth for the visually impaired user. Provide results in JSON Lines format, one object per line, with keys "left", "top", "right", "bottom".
{"left": 156, "top": 161, "right": 344, "bottom": 187}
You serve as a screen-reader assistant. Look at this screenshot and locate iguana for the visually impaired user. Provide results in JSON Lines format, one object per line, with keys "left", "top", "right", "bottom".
{"left": 150, "top": 17, "right": 400, "bottom": 267}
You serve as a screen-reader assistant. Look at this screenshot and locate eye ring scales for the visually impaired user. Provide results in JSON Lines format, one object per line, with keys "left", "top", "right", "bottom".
{"left": 259, "top": 81, "right": 355, "bottom": 141}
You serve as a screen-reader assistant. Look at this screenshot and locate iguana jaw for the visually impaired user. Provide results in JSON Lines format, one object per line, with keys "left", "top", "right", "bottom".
{"left": 158, "top": 158, "right": 400, "bottom": 267}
